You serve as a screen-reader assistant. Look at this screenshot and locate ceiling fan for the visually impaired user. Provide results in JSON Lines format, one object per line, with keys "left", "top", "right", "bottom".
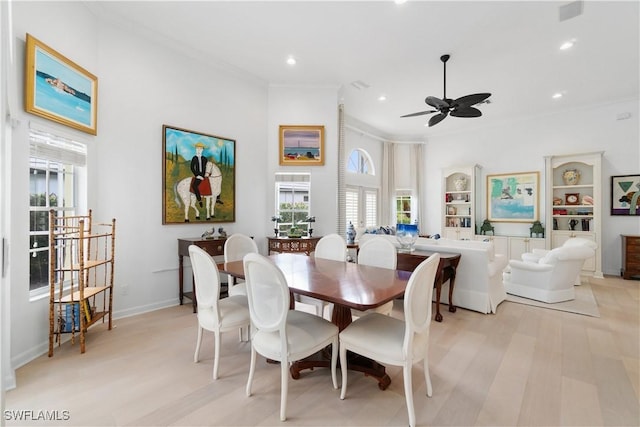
{"left": 401, "top": 54, "right": 491, "bottom": 127}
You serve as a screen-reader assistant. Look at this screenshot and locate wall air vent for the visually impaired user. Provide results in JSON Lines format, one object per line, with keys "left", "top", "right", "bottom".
{"left": 559, "top": 1, "right": 584, "bottom": 22}
{"left": 350, "top": 80, "right": 370, "bottom": 90}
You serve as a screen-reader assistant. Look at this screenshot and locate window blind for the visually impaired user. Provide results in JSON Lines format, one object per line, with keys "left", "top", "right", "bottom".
{"left": 29, "top": 128, "right": 87, "bottom": 166}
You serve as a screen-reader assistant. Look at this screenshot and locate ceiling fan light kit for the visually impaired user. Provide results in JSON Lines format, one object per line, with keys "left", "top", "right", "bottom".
{"left": 401, "top": 54, "right": 491, "bottom": 127}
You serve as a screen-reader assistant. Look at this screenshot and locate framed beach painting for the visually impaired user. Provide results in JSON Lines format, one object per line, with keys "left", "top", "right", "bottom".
{"left": 162, "top": 125, "right": 236, "bottom": 224}
{"left": 487, "top": 171, "right": 539, "bottom": 222}
{"left": 611, "top": 174, "right": 640, "bottom": 216}
{"left": 24, "top": 34, "right": 98, "bottom": 135}
{"left": 279, "top": 125, "right": 325, "bottom": 166}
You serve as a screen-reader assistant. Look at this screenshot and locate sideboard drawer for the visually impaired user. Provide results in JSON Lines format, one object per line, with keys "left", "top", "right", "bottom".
{"left": 197, "top": 239, "right": 225, "bottom": 256}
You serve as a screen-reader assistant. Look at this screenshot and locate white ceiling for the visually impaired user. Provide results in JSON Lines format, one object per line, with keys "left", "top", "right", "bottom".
{"left": 86, "top": 1, "right": 639, "bottom": 140}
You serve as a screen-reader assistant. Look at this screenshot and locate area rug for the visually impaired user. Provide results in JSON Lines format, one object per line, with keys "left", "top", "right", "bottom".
{"left": 505, "top": 282, "right": 600, "bottom": 317}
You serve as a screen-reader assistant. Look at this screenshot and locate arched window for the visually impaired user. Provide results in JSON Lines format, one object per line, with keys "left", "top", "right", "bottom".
{"left": 347, "top": 149, "right": 374, "bottom": 175}
{"left": 345, "top": 149, "right": 377, "bottom": 228}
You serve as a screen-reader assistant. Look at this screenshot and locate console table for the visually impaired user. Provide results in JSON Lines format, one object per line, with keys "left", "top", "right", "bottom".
{"left": 178, "top": 237, "right": 226, "bottom": 312}
{"left": 396, "top": 250, "right": 462, "bottom": 322}
{"left": 267, "top": 236, "right": 321, "bottom": 255}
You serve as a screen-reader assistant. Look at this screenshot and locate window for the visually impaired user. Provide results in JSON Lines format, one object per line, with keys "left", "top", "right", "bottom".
{"left": 396, "top": 192, "right": 413, "bottom": 224}
{"left": 29, "top": 129, "right": 86, "bottom": 293}
{"left": 365, "top": 190, "right": 377, "bottom": 226}
{"left": 345, "top": 148, "right": 377, "bottom": 227}
{"left": 347, "top": 149, "right": 374, "bottom": 175}
{"left": 345, "top": 188, "right": 359, "bottom": 226}
{"left": 275, "top": 173, "right": 311, "bottom": 235}
{"left": 346, "top": 186, "right": 377, "bottom": 228}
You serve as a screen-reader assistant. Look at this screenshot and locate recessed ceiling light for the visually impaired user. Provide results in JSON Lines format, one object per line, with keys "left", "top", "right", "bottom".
{"left": 395, "top": 0, "right": 408, "bottom": 5}
{"left": 286, "top": 56, "right": 296, "bottom": 66}
{"left": 378, "top": 95, "right": 387, "bottom": 101}
{"left": 560, "top": 39, "right": 576, "bottom": 50}
{"left": 552, "top": 92, "right": 563, "bottom": 99}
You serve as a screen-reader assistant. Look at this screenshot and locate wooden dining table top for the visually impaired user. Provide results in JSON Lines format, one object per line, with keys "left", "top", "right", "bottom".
{"left": 218, "top": 252, "right": 412, "bottom": 312}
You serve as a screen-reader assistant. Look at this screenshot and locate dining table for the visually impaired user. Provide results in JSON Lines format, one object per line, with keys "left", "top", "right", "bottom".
{"left": 218, "top": 252, "right": 412, "bottom": 390}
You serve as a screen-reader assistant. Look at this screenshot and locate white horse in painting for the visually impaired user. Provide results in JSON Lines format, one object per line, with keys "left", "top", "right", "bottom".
{"left": 175, "top": 161, "right": 222, "bottom": 222}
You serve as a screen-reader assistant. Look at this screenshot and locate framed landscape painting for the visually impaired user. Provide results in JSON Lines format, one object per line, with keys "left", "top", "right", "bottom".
{"left": 611, "top": 174, "right": 640, "bottom": 215}
{"left": 24, "top": 34, "right": 98, "bottom": 135}
{"left": 162, "top": 125, "right": 236, "bottom": 224}
{"left": 487, "top": 171, "right": 539, "bottom": 222}
{"left": 279, "top": 125, "right": 325, "bottom": 166}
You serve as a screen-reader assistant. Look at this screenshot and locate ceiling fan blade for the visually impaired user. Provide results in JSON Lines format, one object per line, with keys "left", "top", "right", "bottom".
{"left": 425, "top": 96, "right": 449, "bottom": 109}
{"left": 450, "top": 107, "right": 482, "bottom": 118}
{"left": 428, "top": 112, "right": 448, "bottom": 127}
{"left": 452, "top": 93, "right": 491, "bottom": 109}
{"left": 400, "top": 110, "right": 438, "bottom": 118}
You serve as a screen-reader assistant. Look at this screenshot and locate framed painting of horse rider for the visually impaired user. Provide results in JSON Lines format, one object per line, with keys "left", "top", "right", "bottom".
{"left": 162, "top": 125, "right": 236, "bottom": 224}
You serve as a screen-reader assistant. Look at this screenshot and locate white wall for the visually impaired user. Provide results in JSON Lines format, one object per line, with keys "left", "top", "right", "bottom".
{"left": 8, "top": 1, "right": 269, "bottom": 372}
{"left": 343, "top": 99, "right": 639, "bottom": 275}
{"left": 267, "top": 85, "right": 340, "bottom": 236}
{"left": 8, "top": 0, "right": 101, "bottom": 381}
{"left": 93, "top": 22, "right": 269, "bottom": 317}
{"left": 420, "top": 99, "right": 640, "bottom": 276}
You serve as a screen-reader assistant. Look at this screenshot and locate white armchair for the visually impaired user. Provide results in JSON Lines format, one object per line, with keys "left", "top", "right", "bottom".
{"left": 521, "top": 237, "right": 597, "bottom": 285}
{"left": 504, "top": 245, "right": 596, "bottom": 303}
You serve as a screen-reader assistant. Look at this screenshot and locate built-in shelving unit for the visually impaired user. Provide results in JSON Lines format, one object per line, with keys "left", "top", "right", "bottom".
{"left": 544, "top": 152, "right": 603, "bottom": 278}
{"left": 473, "top": 235, "right": 545, "bottom": 260}
{"left": 48, "top": 209, "right": 116, "bottom": 356}
{"left": 442, "top": 165, "right": 480, "bottom": 240}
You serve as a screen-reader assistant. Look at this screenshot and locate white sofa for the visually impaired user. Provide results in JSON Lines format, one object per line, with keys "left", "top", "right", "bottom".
{"left": 358, "top": 234, "right": 509, "bottom": 314}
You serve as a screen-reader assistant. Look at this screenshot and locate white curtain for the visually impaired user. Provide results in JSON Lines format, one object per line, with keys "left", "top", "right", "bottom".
{"left": 381, "top": 142, "right": 396, "bottom": 226}
{"left": 337, "top": 104, "right": 346, "bottom": 235}
{"left": 411, "top": 144, "right": 426, "bottom": 234}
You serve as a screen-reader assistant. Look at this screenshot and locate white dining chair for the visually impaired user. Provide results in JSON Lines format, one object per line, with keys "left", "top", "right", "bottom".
{"left": 224, "top": 233, "right": 259, "bottom": 296}
{"left": 296, "top": 233, "right": 347, "bottom": 318}
{"left": 351, "top": 236, "right": 398, "bottom": 318}
{"left": 243, "top": 253, "right": 339, "bottom": 422}
{"left": 189, "top": 245, "right": 251, "bottom": 380}
{"left": 339, "top": 253, "right": 440, "bottom": 427}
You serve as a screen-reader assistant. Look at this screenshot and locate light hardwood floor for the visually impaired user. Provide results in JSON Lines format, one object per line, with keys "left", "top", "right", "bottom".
{"left": 6, "top": 275, "right": 639, "bottom": 426}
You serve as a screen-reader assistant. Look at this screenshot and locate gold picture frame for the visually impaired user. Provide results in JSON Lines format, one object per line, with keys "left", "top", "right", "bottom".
{"left": 162, "top": 125, "right": 236, "bottom": 224}
{"left": 279, "top": 125, "right": 325, "bottom": 166}
{"left": 24, "top": 33, "right": 98, "bottom": 135}
{"left": 487, "top": 171, "right": 539, "bottom": 222}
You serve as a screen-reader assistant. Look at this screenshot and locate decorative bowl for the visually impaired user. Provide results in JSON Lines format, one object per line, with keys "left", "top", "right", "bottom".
{"left": 396, "top": 224, "right": 418, "bottom": 252}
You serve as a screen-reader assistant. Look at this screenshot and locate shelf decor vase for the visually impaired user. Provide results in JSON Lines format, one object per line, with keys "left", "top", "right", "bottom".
{"left": 562, "top": 169, "right": 581, "bottom": 186}
{"left": 396, "top": 223, "right": 418, "bottom": 252}
{"left": 453, "top": 175, "right": 467, "bottom": 191}
{"left": 346, "top": 221, "right": 356, "bottom": 245}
